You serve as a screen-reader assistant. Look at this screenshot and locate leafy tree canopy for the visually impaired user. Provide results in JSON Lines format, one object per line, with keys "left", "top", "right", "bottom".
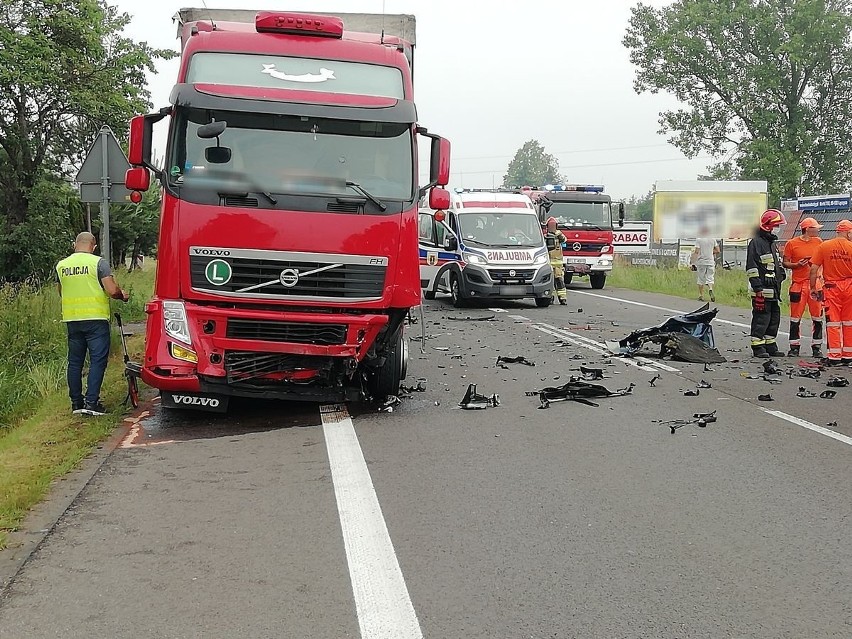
{"left": 623, "top": 0, "right": 852, "bottom": 204}
{"left": 502, "top": 140, "right": 563, "bottom": 188}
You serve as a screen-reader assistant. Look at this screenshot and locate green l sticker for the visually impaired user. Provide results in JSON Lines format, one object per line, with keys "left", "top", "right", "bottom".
{"left": 205, "top": 259, "right": 232, "bottom": 286}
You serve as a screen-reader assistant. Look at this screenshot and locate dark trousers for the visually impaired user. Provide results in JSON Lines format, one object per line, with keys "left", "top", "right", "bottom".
{"left": 66, "top": 320, "right": 111, "bottom": 405}
{"left": 750, "top": 299, "right": 781, "bottom": 347}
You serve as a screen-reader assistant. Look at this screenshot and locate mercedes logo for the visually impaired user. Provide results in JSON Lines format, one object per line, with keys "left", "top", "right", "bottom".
{"left": 279, "top": 268, "right": 300, "bottom": 287}
{"left": 509, "top": 269, "right": 516, "bottom": 277}
{"left": 572, "top": 242, "right": 582, "bottom": 252}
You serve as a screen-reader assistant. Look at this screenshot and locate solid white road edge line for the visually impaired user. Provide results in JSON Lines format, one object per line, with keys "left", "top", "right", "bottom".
{"left": 320, "top": 404, "right": 423, "bottom": 639}
{"left": 572, "top": 290, "right": 790, "bottom": 336}
{"left": 760, "top": 408, "right": 852, "bottom": 447}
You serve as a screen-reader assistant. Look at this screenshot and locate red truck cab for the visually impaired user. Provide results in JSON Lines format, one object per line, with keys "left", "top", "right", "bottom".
{"left": 124, "top": 10, "right": 450, "bottom": 410}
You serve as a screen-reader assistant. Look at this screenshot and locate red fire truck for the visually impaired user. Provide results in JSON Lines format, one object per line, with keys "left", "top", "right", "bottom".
{"left": 524, "top": 185, "right": 624, "bottom": 290}
{"left": 123, "top": 10, "right": 451, "bottom": 410}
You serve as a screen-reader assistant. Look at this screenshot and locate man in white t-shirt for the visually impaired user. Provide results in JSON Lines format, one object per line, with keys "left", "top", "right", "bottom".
{"left": 691, "top": 231, "right": 720, "bottom": 302}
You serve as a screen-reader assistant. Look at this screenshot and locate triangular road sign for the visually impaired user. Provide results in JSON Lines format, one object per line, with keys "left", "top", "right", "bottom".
{"left": 76, "top": 126, "right": 132, "bottom": 203}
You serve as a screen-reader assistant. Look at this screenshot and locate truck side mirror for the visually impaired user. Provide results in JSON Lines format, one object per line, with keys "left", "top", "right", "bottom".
{"left": 125, "top": 167, "right": 151, "bottom": 192}
{"left": 618, "top": 202, "right": 625, "bottom": 227}
{"left": 430, "top": 136, "right": 451, "bottom": 187}
{"left": 429, "top": 187, "right": 450, "bottom": 210}
{"left": 128, "top": 111, "right": 167, "bottom": 172}
{"left": 444, "top": 236, "right": 458, "bottom": 251}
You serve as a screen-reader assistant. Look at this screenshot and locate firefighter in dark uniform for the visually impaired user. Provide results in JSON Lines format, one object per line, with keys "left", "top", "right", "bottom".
{"left": 746, "top": 209, "right": 787, "bottom": 358}
{"left": 544, "top": 216, "right": 568, "bottom": 305}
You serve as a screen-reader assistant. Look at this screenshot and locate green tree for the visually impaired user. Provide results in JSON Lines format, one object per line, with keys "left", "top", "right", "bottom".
{"left": 625, "top": 190, "right": 654, "bottom": 221}
{"left": 502, "top": 140, "right": 563, "bottom": 188}
{"left": 623, "top": 0, "right": 852, "bottom": 204}
{"left": 0, "top": 0, "right": 174, "bottom": 278}
{"left": 109, "top": 187, "right": 161, "bottom": 270}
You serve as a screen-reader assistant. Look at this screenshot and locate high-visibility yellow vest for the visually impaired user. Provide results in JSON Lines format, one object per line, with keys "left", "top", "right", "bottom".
{"left": 56, "top": 252, "right": 110, "bottom": 322}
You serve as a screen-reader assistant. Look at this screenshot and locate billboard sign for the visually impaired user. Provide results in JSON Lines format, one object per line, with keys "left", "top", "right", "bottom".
{"left": 613, "top": 222, "right": 652, "bottom": 253}
{"left": 653, "top": 180, "right": 767, "bottom": 241}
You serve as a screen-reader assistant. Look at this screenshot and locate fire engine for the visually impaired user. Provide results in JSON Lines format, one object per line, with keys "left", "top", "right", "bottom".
{"left": 524, "top": 184, "right": 624, "bottom": 290}
{"left": 122, "top": 9, "right": 451, "bottom": 410}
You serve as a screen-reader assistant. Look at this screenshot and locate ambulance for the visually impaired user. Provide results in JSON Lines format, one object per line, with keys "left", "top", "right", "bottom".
{"left": 418, "top": 189, "right": 553, "bottom": 307}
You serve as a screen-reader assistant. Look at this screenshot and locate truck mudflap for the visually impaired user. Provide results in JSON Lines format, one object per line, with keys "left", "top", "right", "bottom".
{"left": 161, "top": 391, "right": 229, "bottom": 413}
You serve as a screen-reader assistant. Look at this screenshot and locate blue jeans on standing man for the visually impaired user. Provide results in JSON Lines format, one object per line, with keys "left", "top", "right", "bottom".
{"left": 66, "top": 319, "right": 111, "bottom": 406}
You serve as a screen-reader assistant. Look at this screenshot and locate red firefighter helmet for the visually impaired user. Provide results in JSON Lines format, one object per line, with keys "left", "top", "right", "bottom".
{"left": 546, "top": 216, "right": 557, "bottom": 228}
{"left": 759, "top": 209, "right": 786, "bottom": 231}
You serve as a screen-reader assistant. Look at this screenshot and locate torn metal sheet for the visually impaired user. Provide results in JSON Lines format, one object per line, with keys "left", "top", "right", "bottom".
{"left": 459, "top": 384, "right": 500, "bottom": 410}
{"left": 606, "top": 304, "right": 726, "bottom": 364}
{"left": 529, "top": 379, "right": 635, "bottom": 408}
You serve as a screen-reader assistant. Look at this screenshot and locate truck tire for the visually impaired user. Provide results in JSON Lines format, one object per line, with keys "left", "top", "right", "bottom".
{"left": 367, "top": 329, "right": 406, "bottom": 399}
{"left": 590, "top": 273, "right": 606, "bottom": 290}
{"left": 535, "top": 296, "right": 552, "bottom": 308}
{"left": 424, "top": 289, "right": 436, "bottom": 300}
{"left": 450, "top": 273, "right": 466, "bottom": 308}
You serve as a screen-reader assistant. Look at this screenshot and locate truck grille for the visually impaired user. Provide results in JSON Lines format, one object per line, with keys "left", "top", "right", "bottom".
{"left": 189, "top": 248, "right": 387, "bottom": 301}
{"left": 226, "top": 319, "right": 346, "bottom": 345}
{"left": 488, "top": 268, "right": 536, "bottom": 282}
{"left": 563, "top": 242, "right": 605, "bottom": 253}
{"left": 225, "top": 351, "right": 325, "bottom": 382}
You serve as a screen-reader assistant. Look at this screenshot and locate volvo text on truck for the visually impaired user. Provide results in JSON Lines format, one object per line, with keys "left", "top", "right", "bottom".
{"left": 123, "top": 9, "right": 451, "bottom": 411}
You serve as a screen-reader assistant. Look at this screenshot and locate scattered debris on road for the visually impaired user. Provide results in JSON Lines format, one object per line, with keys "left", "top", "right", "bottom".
{"left": 820, "top": 390, "right": 837, "bottom": 399}
{"left": 682, "top": 388, "right": 700, "bottom": 396}
{"left": 758, "top": 393, "right": 774, "bottom": 401}
{"left": 659, "top": 410, "right": 718, "bottom": 434}
{"left": 496, "top": 355, "right": 535, "bottom": 368}
{"left": 399, "top": 378, "right": 428, "bottom": 394}
{"left": 459, "top": 384, "right": 500, "bottom": 410}
{"left": 378, "top": 396, "right": 402, "bottom": 412}
{"left": 826, "top": 376, "right": 848, "bottom": 388}
{"left": 796, "top": 387, "right": 817, "bottom": 398}
{"left": 579, "top": 365, "right": 604, "bottom": 380}
{"left": 649, "top": 374, "right": 661, "bottom": 387}
{"left": 528, "top": 379, "right": 635, "bottom": 408}
{"left": 697, "top": 380, "right": 712, "bottom": 389}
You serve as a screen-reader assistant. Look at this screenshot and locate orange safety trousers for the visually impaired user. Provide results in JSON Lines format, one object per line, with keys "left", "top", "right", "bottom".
{"left": 823, "top": 279, "right": 852, "bottom": 361}
{"left": 789, "top": 280, "right": 823, "bottom": 321}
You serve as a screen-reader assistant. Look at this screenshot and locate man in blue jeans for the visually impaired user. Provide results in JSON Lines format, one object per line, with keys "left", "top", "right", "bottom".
{"left": 56, "top": 232, "right": 128, "bottom": 415}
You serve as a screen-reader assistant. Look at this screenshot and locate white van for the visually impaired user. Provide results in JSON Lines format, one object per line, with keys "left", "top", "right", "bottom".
{"left": 418, "top": 190, "right": 554, "bottom": 307}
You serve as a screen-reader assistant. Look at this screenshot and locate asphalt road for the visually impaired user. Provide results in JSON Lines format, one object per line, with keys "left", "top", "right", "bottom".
{"left": 1, "top": 284, "right": 850, "bottom": 638}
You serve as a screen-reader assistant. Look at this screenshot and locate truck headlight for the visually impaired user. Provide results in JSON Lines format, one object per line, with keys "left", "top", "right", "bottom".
{"left": 465, "top": 253, "right": 487, "bottom": 265}
{"left": 163, "top": 300, "right": 192, "bottom": 345}
{"left": 598, "top": 258, "right": 612, "bottom": 267}
{"left": 533, "top": 253, "right": 548, "bottom": 265}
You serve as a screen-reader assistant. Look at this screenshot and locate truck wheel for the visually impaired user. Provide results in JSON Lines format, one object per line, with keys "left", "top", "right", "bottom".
{"left": 367, "top": 329, "right": 407, "bottom": 399}
{"left": 535, "top": 296, "right": 552, "bottom": 308}
{"left": 450, "top": 273, "right": 466, "bottom": 308}
{"left": 424, "top": 290, "right": 436, "bottom": 300}
{"left": 590, "top": 273, "right": 606, "bottom": 289}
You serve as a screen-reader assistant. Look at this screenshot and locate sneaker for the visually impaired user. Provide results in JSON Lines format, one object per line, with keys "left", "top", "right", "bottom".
{"left": 81, "top": 401, "right": 107, "bottom": 416}
{"left": 709, "top": 290, "right": 715, "bottom": 302}
{"left": 71, "top": 400, "right": 85, "bottom": 415}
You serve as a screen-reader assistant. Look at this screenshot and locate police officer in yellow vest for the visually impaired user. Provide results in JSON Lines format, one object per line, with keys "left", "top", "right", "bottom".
{"left": 56, "top": 232, "right": 128, "bottom": 415}
{"left": 544, "top": 217, "right": 568, "bottom": 305}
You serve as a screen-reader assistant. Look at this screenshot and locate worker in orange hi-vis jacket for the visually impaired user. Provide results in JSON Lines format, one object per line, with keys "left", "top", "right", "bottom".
{"left": 809, "top": 219, "right": 852, "bottom": 366}
{"left": 782, "top": 217, "right": 824, "bottom": 358}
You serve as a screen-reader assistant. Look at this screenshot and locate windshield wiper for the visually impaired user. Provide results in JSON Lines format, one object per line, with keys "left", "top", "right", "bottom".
{"left": 346, "top": 181, "right": 386, "bottom": 212}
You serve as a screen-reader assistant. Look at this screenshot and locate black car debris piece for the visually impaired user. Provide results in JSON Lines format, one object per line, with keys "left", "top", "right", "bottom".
{"left": 529, "top": 379, "right": 635, "bottom": 408}
{"left": 820, "top": 390, "right": 837, "bottom": 399}
{"left": 757, "top": 393, "right": 774, "bottom": 402}
{"left": 606, "top": 304, "right": 726, "bottom": 364}
{"left": 660, "top": 410, "right": 717, "bottom": 434}
{"left": 496, "top": 355, "right": 536, "bottom": 368}
{"left": 580, "top": 365, "right": 604, "bottom": 380}
{"left": 796, "top": 387, "right": 817, "bottom": 398}
{"left": 826, "top": 376, "right": 849, "bottom": 388}
{"left": 649, "top": 374, "right": 661, "bottom": 387}
{"left": 459, "top": 384, "right": 500, "bottom": 410}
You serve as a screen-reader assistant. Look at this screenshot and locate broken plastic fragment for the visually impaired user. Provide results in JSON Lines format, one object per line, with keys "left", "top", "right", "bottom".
{"left": 757, "top": 393, "right": 774, "bottom": 401}
{"left": 580, "top": 365, "right": 604, "bottom": 380}
{"left": 379, "top": 396, "right": 401, "bottom": 412}
{"left": 649, "top": 374, "right": 661, "bottom": 387}
{"left": 697, "top": 380, "right": 712, "bottom": 389}
{"left": 826, "top": 376, "right": 849, "bottom": 388}
{"left": 534, "top": 379, "right": 634, "bottom": 409}
{"left": 459, "top": 384, "right": 500, "bottom": 410}
{"left": 496, "top": 355, "right": 535, "bottom": 367}
{"left": 683, "top": 388, "right": 700, "bottom": 396}
{"left": 796, "top": 387, "right": 817, "bottom": 398}
{"left": 820, "top": 390, "right": 836, "bottom": 399}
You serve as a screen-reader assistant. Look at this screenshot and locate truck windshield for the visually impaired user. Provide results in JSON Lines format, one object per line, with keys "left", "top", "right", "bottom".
{"left": 458, "top": 212, "right": 542, "bottom": 248}
{"left": 169, "top": 108, "right": 414, "bottom": 203}
{"left": 547, "top": 202, "right": 613, "bottom": 230}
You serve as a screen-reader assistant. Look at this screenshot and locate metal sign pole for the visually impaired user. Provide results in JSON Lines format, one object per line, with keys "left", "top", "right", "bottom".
{"left": 99, "top": 127, "right": 111, "bottom": 265}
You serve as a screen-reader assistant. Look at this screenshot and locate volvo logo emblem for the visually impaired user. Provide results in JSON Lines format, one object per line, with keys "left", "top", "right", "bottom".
{"left": 279, "top": 268, "right": 300, "bottom": 287}
{"left": 572, "top": 242, "right": 582, "bottom": 252}
{"left": 509, "top": 269, "right": 516, "bottom": 277}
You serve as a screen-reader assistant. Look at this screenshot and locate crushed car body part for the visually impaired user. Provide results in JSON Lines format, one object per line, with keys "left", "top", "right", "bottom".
{"left": 533, "top": 379, "right": 635, "bottom": 409}
{"left": 826, "top": 376, "right": 849, "bottom": 388}
{"left": 459, "top": 384, "right": 500, "bottom": 410}
{"left": 606, "top": 304, "right": 725, "bottom": 364}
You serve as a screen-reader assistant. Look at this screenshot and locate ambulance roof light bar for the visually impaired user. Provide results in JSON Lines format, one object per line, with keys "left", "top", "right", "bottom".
{"left": 543, "top": 184, "right": 605, "bottom": 193}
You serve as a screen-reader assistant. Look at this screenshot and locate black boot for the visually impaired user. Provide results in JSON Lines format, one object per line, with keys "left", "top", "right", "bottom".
{"left": 752, "top": 345, "right": 770, "bottom": 358}
{"left": 812, "top": 345, "right": 824, "bottom": 358}
{"left": 787, "top": 345, "right": 800, "bottom": 357}
{"left": 764, "top": 342, "right": 780, "bottom": 356}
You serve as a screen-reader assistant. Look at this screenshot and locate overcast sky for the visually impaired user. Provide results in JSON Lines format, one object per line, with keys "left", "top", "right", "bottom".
{"left": 113, "top": 0, "right": 711, "bottom": 200}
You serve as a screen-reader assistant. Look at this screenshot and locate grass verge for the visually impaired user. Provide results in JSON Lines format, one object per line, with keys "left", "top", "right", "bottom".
{"left": 606, "top": 262, "right": 791, "bottom": 314}
{"left": 0, "top": 266, "right": 154, "bottom": 549}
